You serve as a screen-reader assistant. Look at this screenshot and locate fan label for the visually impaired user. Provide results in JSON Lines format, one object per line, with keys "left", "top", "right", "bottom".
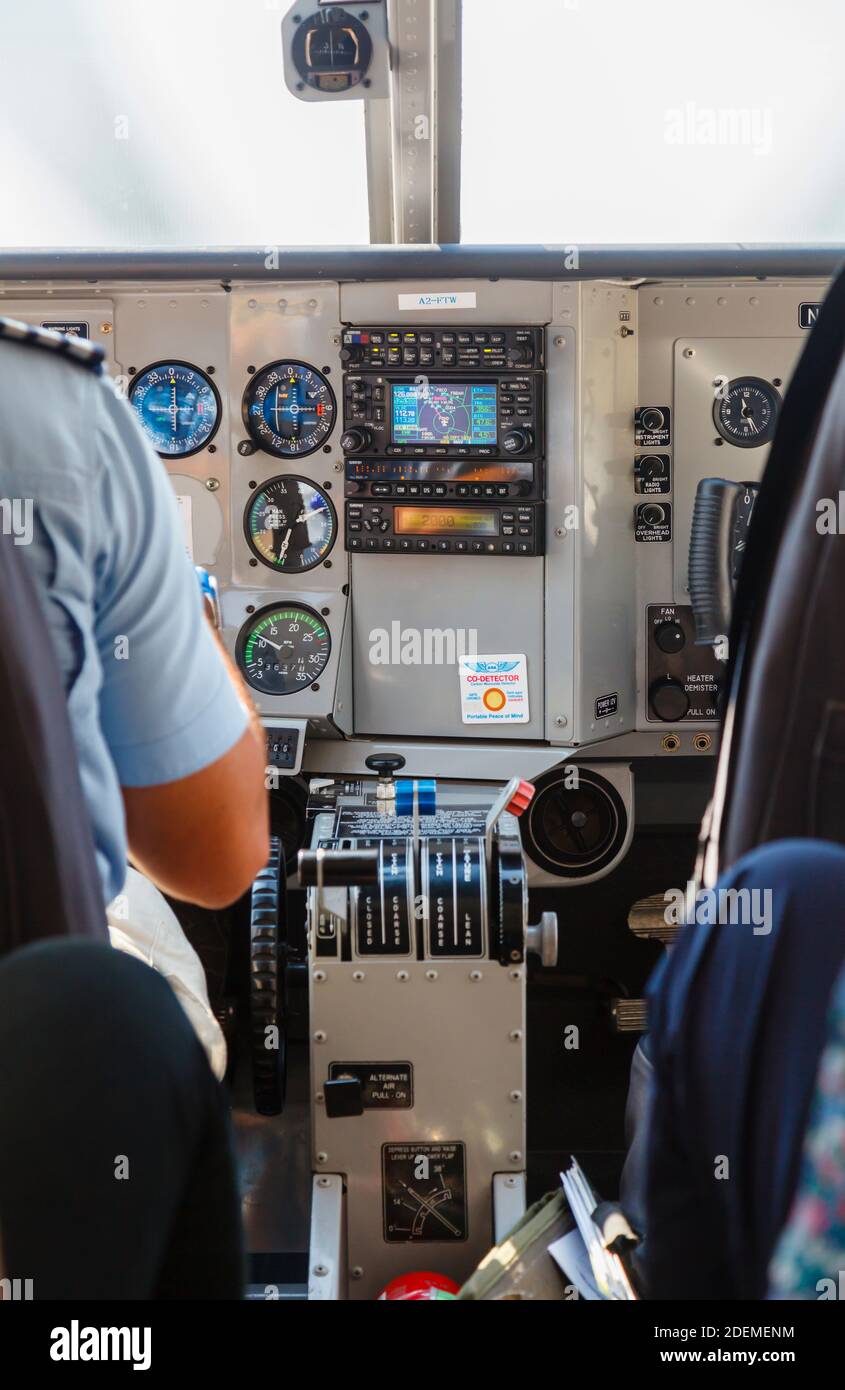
{"left": 459, "top": 653, "right": 529, "bottom": 723}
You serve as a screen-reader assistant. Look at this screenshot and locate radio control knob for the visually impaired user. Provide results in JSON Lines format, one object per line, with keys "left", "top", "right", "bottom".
{"left": 638, "top": 454, "right": 666, "bottom": 482}
{"left": 503, "top": 428, "right": 532, "bottom": 455}
{"left": 649, "top": 677, "right": 690, "bottom": 722}
{"left": 341, "top": 427, "right": 372, "bottom": 453}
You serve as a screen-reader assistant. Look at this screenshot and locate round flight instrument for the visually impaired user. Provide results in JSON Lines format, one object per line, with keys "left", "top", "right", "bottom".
{"left": 291, "top": 8, "right": 373, "bottom": 92}
{"left": 244, "top": 476, "right": 336, "bottom": 573}
{"left": 237, "top": 604, "right": 331, "bottom": 696}
{"left": 129, "top": 361, "right": 220, "bottom": 457}
{"left": 713, "top": 376, "right": 780, "bottom": 448}
{"left": 242, "top": 361, "right": 335, "bottom": 458}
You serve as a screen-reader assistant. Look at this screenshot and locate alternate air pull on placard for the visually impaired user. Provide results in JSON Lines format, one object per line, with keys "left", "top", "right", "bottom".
{"left": 328, "top": 1062, "right": 413, "bottom": 1109}
{"left": 459, "top": 654, "right": 530, "bottom": 723}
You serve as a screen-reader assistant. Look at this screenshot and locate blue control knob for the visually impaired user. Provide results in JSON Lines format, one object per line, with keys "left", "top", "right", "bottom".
{"left": 395, "top": 778, "right": 437, "bottom": 817}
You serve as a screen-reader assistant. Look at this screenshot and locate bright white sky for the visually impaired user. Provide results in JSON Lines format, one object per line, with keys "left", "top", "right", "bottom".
{"left": 461, "top": 0, "right": 845, "bottom": 242}
{"left": 0, "top": 0, "right": 842, "bottom": 246}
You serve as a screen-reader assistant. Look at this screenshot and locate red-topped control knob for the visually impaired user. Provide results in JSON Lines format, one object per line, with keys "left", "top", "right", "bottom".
{"left": 506, "top": 780, "right": 535, "bottom": 816}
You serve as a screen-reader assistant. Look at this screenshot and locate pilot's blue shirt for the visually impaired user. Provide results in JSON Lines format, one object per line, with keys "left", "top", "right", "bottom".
{"left": 0, "top": 331, "right": 248, "bottom": 905}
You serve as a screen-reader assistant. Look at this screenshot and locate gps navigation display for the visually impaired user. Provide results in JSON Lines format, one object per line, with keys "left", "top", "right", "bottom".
{"left": 391, "top": 382, "right": 497, "bottom": 447}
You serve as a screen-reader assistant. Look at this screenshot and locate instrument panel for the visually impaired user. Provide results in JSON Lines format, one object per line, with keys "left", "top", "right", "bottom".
{"left": 0, "top": 269, "right": 827, "bottom": 848}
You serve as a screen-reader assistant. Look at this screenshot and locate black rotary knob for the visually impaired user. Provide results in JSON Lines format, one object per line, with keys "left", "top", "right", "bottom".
{"left": 503, "top": 428, "right": 532, "bottom": 455}
{"left": 649, "top": 677, "right": 690, "bottom": 722}
{"left": 640, "top": 503, "right": 667, "bottom": 528}
{"left": 638, "top": 454, "right": 666, "bottom": 481}
{"left": 640, "top": 407, "right": 666, "bottom": 433}
{"left": 654, "top": 621, "right": 686, "bottom": 655}
{"left": 341, "top": 427, "right": 371, "bottom": 454}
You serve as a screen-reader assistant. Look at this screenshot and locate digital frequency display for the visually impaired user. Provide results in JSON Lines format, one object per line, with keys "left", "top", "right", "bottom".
{"left": 392, "top": 382, "right": 497, "bottom": 447}
{"left": 393, "top": 507, "right": 498, "bottom": 536}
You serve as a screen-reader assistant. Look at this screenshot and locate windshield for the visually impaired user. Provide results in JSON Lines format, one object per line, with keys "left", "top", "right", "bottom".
{"left": 0, "top": 0, "right": 370, "bottom": 247}
{"left": 461, "top": 0, "right": 845, "bottom": 242}
{"left": 2, "top": 0, "right": 843, "bottom": 248}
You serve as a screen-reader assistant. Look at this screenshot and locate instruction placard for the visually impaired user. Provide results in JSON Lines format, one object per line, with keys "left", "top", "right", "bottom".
{"left": 459, "top": 653, "right": 529, "bottom": 723}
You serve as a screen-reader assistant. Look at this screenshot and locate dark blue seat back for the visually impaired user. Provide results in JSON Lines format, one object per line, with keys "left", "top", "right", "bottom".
{"left": 0, "top": 530, "right": 106, "bottom": 954}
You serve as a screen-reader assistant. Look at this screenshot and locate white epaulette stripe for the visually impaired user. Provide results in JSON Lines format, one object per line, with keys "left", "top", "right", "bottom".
{"left": 0, "top": 316, "right": 105, "bottom": 374}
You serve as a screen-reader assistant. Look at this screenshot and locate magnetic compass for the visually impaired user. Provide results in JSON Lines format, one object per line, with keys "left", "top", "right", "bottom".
{"left": 291, "top": 7, "right": 373, "bottom": 93}
{"left": 713, "top": 376, "right": 780, "bottom": 448}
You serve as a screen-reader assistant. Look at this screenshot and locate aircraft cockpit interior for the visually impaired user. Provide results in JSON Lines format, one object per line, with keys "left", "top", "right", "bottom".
{"left": 3, "top": 0, "right": 845, "bottom": 1354}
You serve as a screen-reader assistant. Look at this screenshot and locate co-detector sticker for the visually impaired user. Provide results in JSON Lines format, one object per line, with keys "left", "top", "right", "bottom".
{"left": 459, "top": 653, "right": 529, "bottom": 724}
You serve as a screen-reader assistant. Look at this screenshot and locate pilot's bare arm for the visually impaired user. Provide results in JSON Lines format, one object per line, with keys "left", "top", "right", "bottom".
{"left": 122, "top": 715, "right": 268, "bottom": 911}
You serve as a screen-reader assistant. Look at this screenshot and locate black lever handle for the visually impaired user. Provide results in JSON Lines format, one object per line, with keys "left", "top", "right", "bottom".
{"left": 364, "top": 754, "right": 406, "bottom": 778}
{"left": 297, "top": 848, "right": 380, "bottom": 887}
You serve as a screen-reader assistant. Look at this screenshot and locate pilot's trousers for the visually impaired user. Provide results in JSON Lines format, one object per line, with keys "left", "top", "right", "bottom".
{"left": 0, "top": 939, "right": 243, "bottom": 1299}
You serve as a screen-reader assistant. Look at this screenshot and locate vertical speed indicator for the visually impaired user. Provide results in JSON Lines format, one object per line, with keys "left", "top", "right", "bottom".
{"left": 237, "top": 604, "right": 331, "bottom": 696}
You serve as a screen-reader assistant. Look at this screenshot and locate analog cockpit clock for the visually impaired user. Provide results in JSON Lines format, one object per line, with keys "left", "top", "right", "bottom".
{"left": 713, "top": 376, "right": 780, "bottom": 448}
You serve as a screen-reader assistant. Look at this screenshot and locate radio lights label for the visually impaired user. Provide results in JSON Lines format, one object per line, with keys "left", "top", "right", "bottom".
{"left": 459, "top": 653, "right": 529, "bottom": 723}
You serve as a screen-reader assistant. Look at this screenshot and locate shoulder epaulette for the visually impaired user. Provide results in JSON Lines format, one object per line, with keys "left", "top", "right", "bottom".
{"left": 0, "top": 316, "right": 105, "bottom": 375}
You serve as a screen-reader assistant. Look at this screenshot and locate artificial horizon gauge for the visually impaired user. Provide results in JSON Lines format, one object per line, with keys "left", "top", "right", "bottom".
{"left": 128, "top": 361, "right": 220, "bottom": 457}
{"left": 237, "top": 604, "right": 331, "bottom": 696}
{"left": 244, "top": 476, "right": 337, "bottom": 572}
{"left": 243, "top": 361, "right": 336, "bottom": 458}
{"left": 713, "top": 376, "right": 780, "bottom": 447}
